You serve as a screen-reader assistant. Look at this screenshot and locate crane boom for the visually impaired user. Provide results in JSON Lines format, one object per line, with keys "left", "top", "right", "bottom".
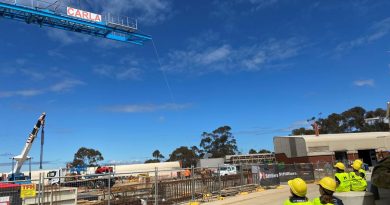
{"left": 12, "top": 112, "right": 46, "bottom": 174}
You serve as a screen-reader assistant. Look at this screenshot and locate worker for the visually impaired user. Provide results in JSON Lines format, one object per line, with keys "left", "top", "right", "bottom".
{"left": 184, "top": 168, "right": 191, "bottom": 178}
{"left": 372, "top": 156, "right": 390, "bottom": 189}
{"left": 284, "top": 178, "right": 313, "bottom": 205}
{"left": 333, "top": 162, "right": 350, "bottom": 192}
{"left": 313, "top": 177, "right": 344, "bottom": 205}
{"left": 349, "top": 159, "right": 367, "bottom": 191}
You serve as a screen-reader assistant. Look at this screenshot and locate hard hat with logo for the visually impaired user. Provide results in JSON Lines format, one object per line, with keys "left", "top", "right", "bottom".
{"left": 288, "top": 178, "right": 307, "bottom": 197}
{"left": 334, "top": 162, "right": 345, "bottom": 170}
{"left": 318, "top": 177, "right": 336, "bottom": 192}
{"left": 352, "top": 160, "right": 363, "bottom": 170}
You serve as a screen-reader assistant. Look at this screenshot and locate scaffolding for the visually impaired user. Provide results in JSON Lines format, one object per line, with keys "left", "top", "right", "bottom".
{"left": 225, "top": 153, "right": 276, "bottom": 165}
{"left": 0, "top": 0, "right": 151, "bottom": 45}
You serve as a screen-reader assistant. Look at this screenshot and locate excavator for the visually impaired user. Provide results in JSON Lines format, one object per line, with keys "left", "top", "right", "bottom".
{"left": 7, "top": 113, "right": 46, "bottom": 183}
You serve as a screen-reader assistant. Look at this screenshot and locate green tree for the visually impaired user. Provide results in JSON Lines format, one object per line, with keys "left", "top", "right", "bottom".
{"left": 72, "top": 147, "right": 104, "bottom": 167}
{"left": 258, "top": 149, "right": 272, "bottom": 154}
{"left": 291, "top": 127, "right": 315, "bottom": 135}
{"left": 168, "top": 146, "right": 198, "bottom": 168}
{"left": 199, "top": 126, "right": 238, "bottom": 158}
{"left": 152, "top": 150, "right": 164, "bottom": 161}
{"left": 144, "top": 159, "right": 160, "bottom": 164}
{"left": 341, "top": 106, "right": 366, "bottom": 132}
{"left": 291, "top": 106, "right": 388, "bottom": 135}
{"left": 249, "top": 149, "right": 257, "bottom": 154}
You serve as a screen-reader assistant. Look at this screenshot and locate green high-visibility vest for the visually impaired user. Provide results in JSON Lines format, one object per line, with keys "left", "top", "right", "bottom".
{"left": 284, "top": 199, "right": 313, "bottom": 205}
{"left": 335, "top": 172, "right": 351, "bottom": 192}
{"left": 350, "top": 170, "right": 367, "bottom": 191}
{"left": 312, "top": 198, "right": 333, "bottom": 205}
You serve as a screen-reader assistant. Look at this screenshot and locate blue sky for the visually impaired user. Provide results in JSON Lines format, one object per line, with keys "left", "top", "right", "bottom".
{"left": 1, "top": 0, "right": 390, "bottom": 171}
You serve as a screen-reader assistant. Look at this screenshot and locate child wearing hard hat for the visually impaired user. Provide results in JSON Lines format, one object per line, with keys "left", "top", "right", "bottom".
{"left": 313, "top": 177, "right": 344, "bottom": 205}
{"left": 284, "top": 178, "right": 313, "bottom": 205}
{"left": 349, "top": 159, "right": 367, "bottom": 191}
{"left": 333, "top": 162, "right": 350, "bottom": 192}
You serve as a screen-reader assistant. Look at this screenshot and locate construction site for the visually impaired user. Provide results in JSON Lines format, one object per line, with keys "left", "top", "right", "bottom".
{"left": 1, "top": 0, "right": 390, "bottom": 205}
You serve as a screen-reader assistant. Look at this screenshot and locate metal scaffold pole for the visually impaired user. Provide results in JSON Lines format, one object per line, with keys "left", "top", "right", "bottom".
{"left": 154, "top": 167, "right": 158, "bottom": 205}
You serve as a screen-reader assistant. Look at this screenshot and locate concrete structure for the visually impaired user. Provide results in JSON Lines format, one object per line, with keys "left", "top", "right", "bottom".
{"left": 26, "top": 161, "right": 181, "bottom": 181}
{"left": 197, "top": 158, "right": 225, "bottom": 168}
{"left": 274, "top": 132, "right": 390, "bottom": 165}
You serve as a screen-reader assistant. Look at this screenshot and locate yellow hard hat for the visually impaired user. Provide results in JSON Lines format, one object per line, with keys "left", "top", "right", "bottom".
{"left": 355, "top": 159, "right": 363, "bottom": 164}
{"left": 334, "top": 162, "right": 345, "bottom": 170}
{"left": 288, "top": 178, "right": 307, "bottom": 197}
{"left": 319, "top": 177, "right": 336, "bottom": 192}
{"left": 351, "top": 160, "right": 362, "bottom": 170}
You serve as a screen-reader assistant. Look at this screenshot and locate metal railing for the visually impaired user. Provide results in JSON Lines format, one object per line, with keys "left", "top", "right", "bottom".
{"left": 0, "top": 0, "right": 138, "bottom": 30}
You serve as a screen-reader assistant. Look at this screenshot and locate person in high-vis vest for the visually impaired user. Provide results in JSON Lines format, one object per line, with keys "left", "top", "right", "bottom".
{"left": 349, "top": 159, "right": 367, "bottom": 191}
{"left": 333, "top": 162, "right": 350, "bottom": 192}
{"left": 284, "top": 178, "right": 313, "bottom": 205}
{"left": 313, "top": 177, "right": 344, "bottom": 205}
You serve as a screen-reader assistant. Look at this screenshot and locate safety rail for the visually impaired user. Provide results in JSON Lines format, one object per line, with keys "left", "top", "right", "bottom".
{"left": 1, "top": 0, "right": 138, "bottom": 30}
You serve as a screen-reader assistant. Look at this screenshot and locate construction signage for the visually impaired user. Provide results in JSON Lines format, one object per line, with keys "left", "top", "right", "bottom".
{"left": 0, "top": 196, "right": 10, "bottom": 205}
{"left": 20, "top": 184, "right": 36, "bottom": 199}
{"left": 67, "top": 7, "right": 102, "bottom": 22}
{"left": 252, "top": 164, "right": 281, "bottom": 187}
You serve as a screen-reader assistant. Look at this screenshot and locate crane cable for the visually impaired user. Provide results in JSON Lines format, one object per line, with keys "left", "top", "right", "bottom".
{"left": 151, "top": 39, "right": 176, "bottom": 104}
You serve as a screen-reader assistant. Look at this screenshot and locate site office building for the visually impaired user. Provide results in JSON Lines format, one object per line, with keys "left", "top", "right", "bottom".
{"left": 273, "top": 132, "right": 390, "bottom": 166}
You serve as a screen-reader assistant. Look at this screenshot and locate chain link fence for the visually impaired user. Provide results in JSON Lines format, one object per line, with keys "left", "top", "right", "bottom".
{"left": 0, "top": 162, "right": 341, "bottom": 204}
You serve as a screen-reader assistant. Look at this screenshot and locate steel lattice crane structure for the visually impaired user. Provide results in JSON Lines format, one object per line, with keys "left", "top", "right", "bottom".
{"left": 0, "top": 0, "right": 151, "bottom": 45}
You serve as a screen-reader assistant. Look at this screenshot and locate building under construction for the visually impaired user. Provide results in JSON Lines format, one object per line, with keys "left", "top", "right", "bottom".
{"left": 274, "top": 132, "right": 390, "bottom": 166}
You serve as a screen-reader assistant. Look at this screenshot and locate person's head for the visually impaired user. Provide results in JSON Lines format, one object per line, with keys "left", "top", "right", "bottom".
{"left": 288, "top": 178, "right": 307, "bottom": 198}
{"left": 318, "top": 177, "right": 336, "bottom": 204}
{"left": 351, "top": 160, "right": 363, "bottom": 171}
{"left": 333, "top": 162, "right": 345, "bottom": 173}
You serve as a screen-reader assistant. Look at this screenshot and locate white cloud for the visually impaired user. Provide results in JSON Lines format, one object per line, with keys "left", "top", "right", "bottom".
{"left": 162, "top": 36, "right": 304, "bottom": 74}
{"left": 49, "top": 79, "right": 86, "bottom": 92}
{"left": 46, "top": 29, "right": 91, "bottom": 45}
{"left": 0, "top": 79, "right": 85, "bottom": 98}
{"left": 100, "top": 0, "right": 173, "bottom": 25}
{"left": 93, "top": 55, "right": 143, "bottom": 80}
{"left": 20, "top": 69, "right": 45, "bottom": 80}
{"left": 0, "top": 89, "right": 44, "bottom": 98}
{"left": 247, "top": 0, "right": 279, "bottom": 10}
{"left": 236, "top": 120, "right": 311, "bottom": 136}
{"left": 103, "top": 103, "right": 191, "bottom": 113}
{"left": 353, "top": 79, "right": 375, "bottom": 87}
{"left": 336, "top": 17, "right": 390, "bottom": 52}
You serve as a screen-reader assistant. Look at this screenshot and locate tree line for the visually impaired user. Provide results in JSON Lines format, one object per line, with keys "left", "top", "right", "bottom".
{"left": 69, "top": 125, "right": 270, "bottom": 168}
{"left": 69, "top": 105, "right": 387, "bottom": 168}
{"left": 291, "top": 106, "right": 388, "bottom": 135}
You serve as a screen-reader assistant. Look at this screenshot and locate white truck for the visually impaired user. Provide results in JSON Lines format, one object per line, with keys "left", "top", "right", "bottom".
{"left": 214, "top": 165, "right": 237, "bottom": 176}
{"left": 47, "top": 167, "right": 115, "bottom": 189}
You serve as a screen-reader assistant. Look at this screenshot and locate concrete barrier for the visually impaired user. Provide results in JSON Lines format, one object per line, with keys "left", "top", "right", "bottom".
{"left": 334, "top": 191, "right": 375, "bottom": 205}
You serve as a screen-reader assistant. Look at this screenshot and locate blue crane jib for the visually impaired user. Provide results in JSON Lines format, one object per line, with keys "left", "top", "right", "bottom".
{"left": 0, "top": 0, "right": 151, "bottom": 45}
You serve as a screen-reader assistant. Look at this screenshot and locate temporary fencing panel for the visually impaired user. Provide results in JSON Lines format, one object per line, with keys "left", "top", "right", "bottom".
{"left": 0, "top": 183, "right": 21, "bottom": 205}
{"left": 277, "top": 164, "right": 315, "bottom": 182}
{"left": 252, "top": 164, "right": 281, "bottom": 187}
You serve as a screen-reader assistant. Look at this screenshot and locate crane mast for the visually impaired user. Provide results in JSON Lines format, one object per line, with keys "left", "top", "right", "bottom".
{"left": 12, "top": 112, "right": 46, "bottom": 174}
{"left": 387, "top": 102, "right": 390, "bottom": 130}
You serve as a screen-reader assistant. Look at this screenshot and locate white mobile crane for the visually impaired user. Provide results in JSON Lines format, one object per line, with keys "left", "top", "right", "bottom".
{"left": 8, "top": 112, "right": 46, "bottom": 182}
